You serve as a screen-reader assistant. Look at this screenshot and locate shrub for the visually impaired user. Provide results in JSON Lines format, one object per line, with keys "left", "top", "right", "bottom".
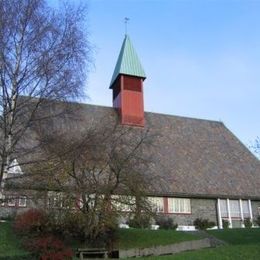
{"left": 0, "top": 214, "right": 15, "bottom": 221}
{"left": 244, "top": 218, "right": 252, "bottom": 228}
{"left": 255, "top": 216, "right": 260, "bottom": 227}
{"left": 25, "top": 235, "right": 73, "bottom": 260}
{"left": 193, "top": 218, "right": 215, "bottom": 230}
{"left": 0, "top": 255, "right": 35, "bottom": 260}
{"left": 14, "top": 209, "right": 48, "bottom": 236}
{"left": 14, "top": 210, "right": 73, "bottom": 259}
{"left": 128, "top": 215, "right": 151, "bottom": 229}
{"left": 222, "top": 219, "right": 229, "bottom": 229}
{"left": 51, "top": 211, "right": 86, "bottom": 241}
{"left": 155, "top": 216, "right": 178, "bottom": 230}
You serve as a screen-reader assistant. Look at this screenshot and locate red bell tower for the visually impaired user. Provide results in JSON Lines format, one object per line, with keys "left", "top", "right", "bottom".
{"left": 110, "top": 35, "right": 146, "bottom": 127}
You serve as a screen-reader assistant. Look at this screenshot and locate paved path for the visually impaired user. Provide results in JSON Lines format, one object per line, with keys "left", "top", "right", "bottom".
{"left": 194, "top": 230, "right": 227, "bottom": 247}
{"left": 119, "top": 238, "right": 214, "bottom": 258}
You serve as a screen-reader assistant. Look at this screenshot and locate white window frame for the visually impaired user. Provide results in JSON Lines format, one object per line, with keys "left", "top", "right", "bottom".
{"left": 48, "top": 192, "right": 63, "bottom": 208}
{"left": 242, "top": 200, "right": 250, "bottom": 218}
{"left": 218, "top": 198, "right": 254, "bottom": 229}
{"left": 229, "top": 200, "right": 240, "bottom": 218}
{"left": 111, "top": 195, "right": 135, "bottom": 212}
{"left": 53, "top": 194, "right": 62, "bottom": 208}
{"left": 76, "top": 194, "right": 98, "bottom": 209}
{"left": 219, "top": 199, "right": 228, "bottom": 218}
{"left": 148, "top": 197, "right": 164, "bottom": 213}
{"left": 8, "top": 159, "right": 23, "bottom": 175}
{"left": 18, "top": 196, "right": 27, "bottom": 207}
{"left": 168, "top": 198, "right": 191, "bottom": 214}
{"left": 87, "top": 194, "right": 96, "bottom": 209}
{"left": 7, "top": 196, "right": 16, "bottom": 207}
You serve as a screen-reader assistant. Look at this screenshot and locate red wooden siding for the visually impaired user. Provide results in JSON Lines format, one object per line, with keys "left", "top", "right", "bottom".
{"left": 163, "top": 197, "right": 169, "bottom": 214}
{"left": 112, "top": 75, "right": 144, "bottom": 127}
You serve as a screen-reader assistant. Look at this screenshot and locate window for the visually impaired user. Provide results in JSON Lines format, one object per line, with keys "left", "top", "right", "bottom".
{"left": 8, "top": 159, "right": 23, "bottom": 175}
{"left": 112, "top": 195, "right": 135, "bottom": 212}
{"left": 76, "top": 194, "right": 93, "bottom": 209}
{"left": 7, "top": 196, "right": 16, "bottom": 207}
{"left": 229, "top": 200, "right": 240, "bottom": 218}
{"left": 18, "top": 196, "right": 27, "bottom": 207}
{"left": 53, "top": 194, "right": 62, "bottom": 208}
{"left": 242, "top": 200, "right": 250, "bottom": 218}
{"left": 87, "top": 194, "right": 97, "bottom": 208}
{"left": 48, "top": 192, "right": 63, "bottom": 208}
{"left": 168, "top": 198, "right": 191, "bottom": 214}
{"left": 148, "top": 197, "right": 164, "bottom": 213}
{"left": 220, "top": 199, "right": 228, "bottom": 218}
{"left": 219, "top": 198, "right": 253, "bottom": 225}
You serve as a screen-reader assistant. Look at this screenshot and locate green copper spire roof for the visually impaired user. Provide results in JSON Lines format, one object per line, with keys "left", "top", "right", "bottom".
{"left": 110, "top": 34, "right": 146, "bottom": 88}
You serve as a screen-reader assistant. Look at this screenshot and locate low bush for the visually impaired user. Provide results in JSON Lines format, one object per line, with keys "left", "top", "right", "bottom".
{"left": 24, "top": 235, "right": 73, "bottom": 260}
{"left": 14, "top": 210, "right": 73, "bottom": 259}
{"left": 155, "top": 216, "right": 178, "bottom": 230}
{"left": 222, "top": 219, "right": 229, "bottom": 229}
{"left": 0, "top": 255, "right": 35, "bottom": 260}
{"left": 50, "top": 211, "right": 86, "bottom": 241}
{"left": 244, "top": 218, "right": 252, "bottom": 228}
{"left": 128, "top": 215, "right": 150, "bottom": 229}
{"left": 255, "top": 216, "right": 260, "bottom": 227}
{"left": 14, "top": 209, "right": 48, "bottom": 236}
{"left": 0, "top": 215, "right": 15, "bottom": 221}
{"left": 193, "top": 218, "right": 215, "bottom": 230}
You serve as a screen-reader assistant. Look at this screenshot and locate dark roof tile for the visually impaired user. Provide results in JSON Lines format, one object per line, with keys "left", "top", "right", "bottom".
{"left": 11, "top": 101, "right": 260, "bottom": 199}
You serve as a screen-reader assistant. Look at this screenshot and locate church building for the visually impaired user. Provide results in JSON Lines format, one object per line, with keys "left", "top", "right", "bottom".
{"left": 1, "top": 35, "right": 260, "bottom": 230}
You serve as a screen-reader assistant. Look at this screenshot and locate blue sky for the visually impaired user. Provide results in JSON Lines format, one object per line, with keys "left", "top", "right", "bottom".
{"left": 86, "top": 0, "right": 260, "bottom": 151}
{"left": 54, "top": 0, "right": 260, "bottom": 151}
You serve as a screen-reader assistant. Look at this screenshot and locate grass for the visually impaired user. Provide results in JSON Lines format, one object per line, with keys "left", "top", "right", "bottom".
{"left": 0, "top": 222, "right": 201, "bottom": 257}
{"left": 71, "top": 228, "right": 202, "bottom": 250}
{"left": 135, "top": 244, "right": 260, "bottom": 260}
{"left": 0, "top": 221, "right": 29, "bottom": 257}
{"left": 1, "top": 220, "right": 260, "bottom": 260}
{"left": 135, "top": 228, "right": 260, "bottom": 260}
{"left": 118, "top": 228, "right": 201, "bottom": 249}
{"left": 207, "top": 228, "right": 260, "bottom": 245}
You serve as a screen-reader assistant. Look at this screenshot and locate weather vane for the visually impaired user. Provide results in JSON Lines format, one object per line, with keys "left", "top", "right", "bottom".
{"left": 124, "top": 17, "right": 130, "bottom": 35}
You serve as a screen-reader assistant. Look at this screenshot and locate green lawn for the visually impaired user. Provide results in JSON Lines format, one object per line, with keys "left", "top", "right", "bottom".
{"left": 135, "top": 228, "right": 260, "bottom": 260}
{"left": 0, "top": 221, "right": 30, "bottom": 257}
{"left": 135, "top": 244, "right": 260, "bottom": 260}
{"left": 1, "top": 221, "right": 260, "bottom": 260}
{"left": 118, "top": 228, "right": 201, "bottom": 249}
{"left": 207, "top": 228, "right": 260, "bottom": 245}
{"left": 0, "top": 222, "right": 201, "bottom": 257}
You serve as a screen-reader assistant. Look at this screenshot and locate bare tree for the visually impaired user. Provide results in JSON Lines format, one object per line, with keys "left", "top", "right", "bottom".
{"left": 33, "top": 118, "right": 157, "bottom": 247}
{"left": 0, "top": 0, "right": 91, "bottom": 187}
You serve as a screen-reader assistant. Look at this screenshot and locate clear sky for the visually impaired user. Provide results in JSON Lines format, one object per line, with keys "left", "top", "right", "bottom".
{"left": 58, "top": 0, "right": 260, "bottom": 151}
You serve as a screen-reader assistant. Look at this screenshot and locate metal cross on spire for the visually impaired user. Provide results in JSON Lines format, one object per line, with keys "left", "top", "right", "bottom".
{"left": 124, "top": 17, "right": 130, "bottom": 35}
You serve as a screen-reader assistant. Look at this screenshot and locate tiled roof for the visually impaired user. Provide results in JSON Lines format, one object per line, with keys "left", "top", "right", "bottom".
{"left": 12, "top": 101, "right": 260, "bottom": 199}
{"left": 110, "top": 35, "right": 146, "bottom": 88}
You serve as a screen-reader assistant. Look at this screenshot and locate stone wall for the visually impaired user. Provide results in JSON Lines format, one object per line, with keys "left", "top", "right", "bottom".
{"left": 168, "top": 198, "right": 218, "bottom": 226}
